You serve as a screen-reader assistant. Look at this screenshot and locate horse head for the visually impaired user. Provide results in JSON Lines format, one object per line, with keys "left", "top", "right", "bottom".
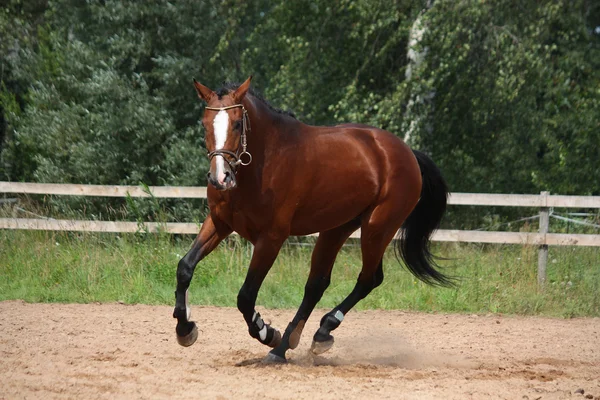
{"left": 194, "top": 76, "right": 253, "bottom": 191}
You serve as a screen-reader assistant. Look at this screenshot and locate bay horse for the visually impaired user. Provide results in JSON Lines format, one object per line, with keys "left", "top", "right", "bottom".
{"left": 173, "top": 76, "right": 452, "bottom": 363}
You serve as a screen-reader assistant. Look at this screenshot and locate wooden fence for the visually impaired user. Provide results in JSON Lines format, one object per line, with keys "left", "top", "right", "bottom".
{"left": 2, "top": 182, "right": 600, "bottom": 285}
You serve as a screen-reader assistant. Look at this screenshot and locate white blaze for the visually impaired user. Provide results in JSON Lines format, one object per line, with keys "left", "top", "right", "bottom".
{"left": 212, "top": 110, "right": 230, "bottom": 183}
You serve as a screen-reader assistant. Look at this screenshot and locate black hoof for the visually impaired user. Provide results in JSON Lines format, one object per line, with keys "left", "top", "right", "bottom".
{"left": 262, "top": 351, "right": 287, "bottom": 364}
{"left": 311, "top": 338, "right": 334, "bottom": 355}
{"left": 176, "top": 321, "right": 198, "bottom": 347}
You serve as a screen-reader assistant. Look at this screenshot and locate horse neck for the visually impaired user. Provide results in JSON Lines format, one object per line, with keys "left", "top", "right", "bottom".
{"left": 232, "top": 96, "right": 293, "bottom": 192}
{"left": 242, "top": 95, "right": 287, "bottom": 163}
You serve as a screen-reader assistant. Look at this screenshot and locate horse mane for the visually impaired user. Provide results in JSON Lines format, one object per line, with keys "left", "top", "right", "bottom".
{"left": 216, "top": 82, "right": 297, "bottom": 119}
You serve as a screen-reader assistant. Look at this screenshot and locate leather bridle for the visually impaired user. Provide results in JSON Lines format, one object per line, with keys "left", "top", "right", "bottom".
{"left": 204, "top": 104, "right": 252, "bottom": 171}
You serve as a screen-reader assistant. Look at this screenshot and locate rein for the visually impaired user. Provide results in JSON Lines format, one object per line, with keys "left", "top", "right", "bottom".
{"left": 204, "top": 104, "right": 252, "bottom": 170}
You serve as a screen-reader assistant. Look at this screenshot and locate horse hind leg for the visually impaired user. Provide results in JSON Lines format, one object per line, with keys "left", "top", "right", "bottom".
{"left": 311, "top": 202, "right": 407, "bottom": 355}
{"left": 265, "top": 219, "right": 359, "bottom": 362}
{"left": 310, "top": 259, "right": 385, "bottom": 355}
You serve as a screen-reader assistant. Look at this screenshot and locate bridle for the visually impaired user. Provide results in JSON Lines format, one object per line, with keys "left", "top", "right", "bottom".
{"left": 204, "top": 104, "right": 252, "bottom": 171}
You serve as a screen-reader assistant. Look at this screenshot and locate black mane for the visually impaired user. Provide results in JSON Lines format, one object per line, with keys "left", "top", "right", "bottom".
{"left": 216, "top": 82, "right": 297, "bottom": 119}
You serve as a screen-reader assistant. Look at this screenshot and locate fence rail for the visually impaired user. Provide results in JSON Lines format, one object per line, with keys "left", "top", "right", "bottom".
{"left": 0, "top": 181, "right": 207, "bottom": 199}
{"left": 3, "top": 181, "right": 600, "bottom": 208}
{"left": 2, "top": 182, "right": 600, "bottom": 285}
{"left": 2, "top": 217, "right": 599, "bottom": 247}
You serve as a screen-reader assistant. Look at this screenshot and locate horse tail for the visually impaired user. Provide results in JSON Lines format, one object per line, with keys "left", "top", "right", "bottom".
{"left": 396, "top": 150, "right": 454, "bottom": 287}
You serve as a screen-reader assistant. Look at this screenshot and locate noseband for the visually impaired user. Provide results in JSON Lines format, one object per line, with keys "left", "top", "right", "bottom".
{"left": 204, "top": 104, "right": 252, "bottom": 171}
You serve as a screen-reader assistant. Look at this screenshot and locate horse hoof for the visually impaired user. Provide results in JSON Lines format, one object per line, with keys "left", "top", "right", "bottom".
{"left": 176, "top": 322, "right": 198, "bottom": 347}
{"left": 311, "top": 338, "right": 334, "bottom": 355}
{"left": 267, "top": 329, "right": 282, "bottom": 348}
{"left": 262, "top": 352, "right": 287, "bottom": 364}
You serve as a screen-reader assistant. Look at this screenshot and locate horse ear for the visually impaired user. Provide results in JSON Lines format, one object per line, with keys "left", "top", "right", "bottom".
{"left": 233, "top": 75, "right": 252, "bottom": 101}
{"left": 193, "top": 79, "right": 215, "bottom": 102}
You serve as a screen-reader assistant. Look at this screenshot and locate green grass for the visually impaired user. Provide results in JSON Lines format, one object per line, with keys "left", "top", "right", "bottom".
{"left": 1, "top": 230, "right": 599, "bottom": 317}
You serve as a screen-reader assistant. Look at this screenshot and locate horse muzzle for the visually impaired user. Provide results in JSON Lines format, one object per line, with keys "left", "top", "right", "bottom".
{"left": 207, "top": 170, "right": 237, "bottom": 191}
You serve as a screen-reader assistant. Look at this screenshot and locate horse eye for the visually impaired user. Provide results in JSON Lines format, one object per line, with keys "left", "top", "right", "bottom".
{"left": 233, "top": 120, "right": 242, "bottom": 131}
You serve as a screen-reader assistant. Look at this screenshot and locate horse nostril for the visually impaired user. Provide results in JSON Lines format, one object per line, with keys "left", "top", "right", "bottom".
{"left": 207, "top": 172, "right": 216, "bottom": 185}
{"left": 224, "top": 171, "right": 231, "bottom": 182}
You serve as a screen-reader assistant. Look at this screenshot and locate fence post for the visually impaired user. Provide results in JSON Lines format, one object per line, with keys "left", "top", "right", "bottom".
{"left": 538, "top": 191, "right": 550, "bottom": 286}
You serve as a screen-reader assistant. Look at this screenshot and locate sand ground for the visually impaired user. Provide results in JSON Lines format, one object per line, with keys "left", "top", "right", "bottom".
{"left": 1, "top": 301, "right": 599, "bottom": 399}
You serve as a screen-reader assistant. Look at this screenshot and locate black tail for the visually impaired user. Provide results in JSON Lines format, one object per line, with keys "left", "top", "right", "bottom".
{"left": 396, "top": 150, "right": 454, "bottom": 287}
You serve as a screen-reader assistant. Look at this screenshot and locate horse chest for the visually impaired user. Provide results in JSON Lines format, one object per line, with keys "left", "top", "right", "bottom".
{"left": 211, "top": 199, "right": 272, "bottom": 242}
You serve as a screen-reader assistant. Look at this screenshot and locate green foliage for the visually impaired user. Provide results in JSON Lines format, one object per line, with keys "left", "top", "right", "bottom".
{"left": 0, "top": 0, "right": 599, "bottom": 224}
{"left": 1, "top": 230, "right": 599, "bottom": 317}
{"left": 405, "top": 0, "right": 600, "bottom": 195}
{"left": 242, "top": 0, "right": 417, "bottom": 124}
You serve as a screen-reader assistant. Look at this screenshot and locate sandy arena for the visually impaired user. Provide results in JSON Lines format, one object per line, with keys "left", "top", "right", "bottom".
{"left": 0, "top": 301, "right": 598, "bottom": 399}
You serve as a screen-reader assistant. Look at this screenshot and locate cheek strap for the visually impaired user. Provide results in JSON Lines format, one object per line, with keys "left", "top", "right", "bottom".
{"left": 204, "top": 105, "right": 252, "bottom": 170}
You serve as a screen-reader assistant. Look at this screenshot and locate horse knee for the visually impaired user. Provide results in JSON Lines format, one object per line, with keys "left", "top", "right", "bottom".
{"left": 176, "top": 258, "right": 193, "bottom": 285}
{"left": 237, "top": 286, "right": 254, "bottom": 316}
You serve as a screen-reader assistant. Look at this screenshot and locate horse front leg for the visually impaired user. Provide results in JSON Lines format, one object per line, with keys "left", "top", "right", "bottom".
{"left": 173, "top": 214, "right": 231, "bottom": 346}
{"left": 236, "top": 234, "right": 286, "bottom": 352}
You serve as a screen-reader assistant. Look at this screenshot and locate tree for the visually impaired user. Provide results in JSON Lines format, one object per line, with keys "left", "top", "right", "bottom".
{"left": 0, "top": 0, "right": 50, "bottom": 179}
{"left": 2, "top": 0, "right": 598, "bottom": 203}
{"left": 404, "top": 0, "right": 600, "bottom": 195}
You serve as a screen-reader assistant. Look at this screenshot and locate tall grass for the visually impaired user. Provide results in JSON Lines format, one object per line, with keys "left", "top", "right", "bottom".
{"left": 1, "top": 230, "right": 598, "bottom": 317}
